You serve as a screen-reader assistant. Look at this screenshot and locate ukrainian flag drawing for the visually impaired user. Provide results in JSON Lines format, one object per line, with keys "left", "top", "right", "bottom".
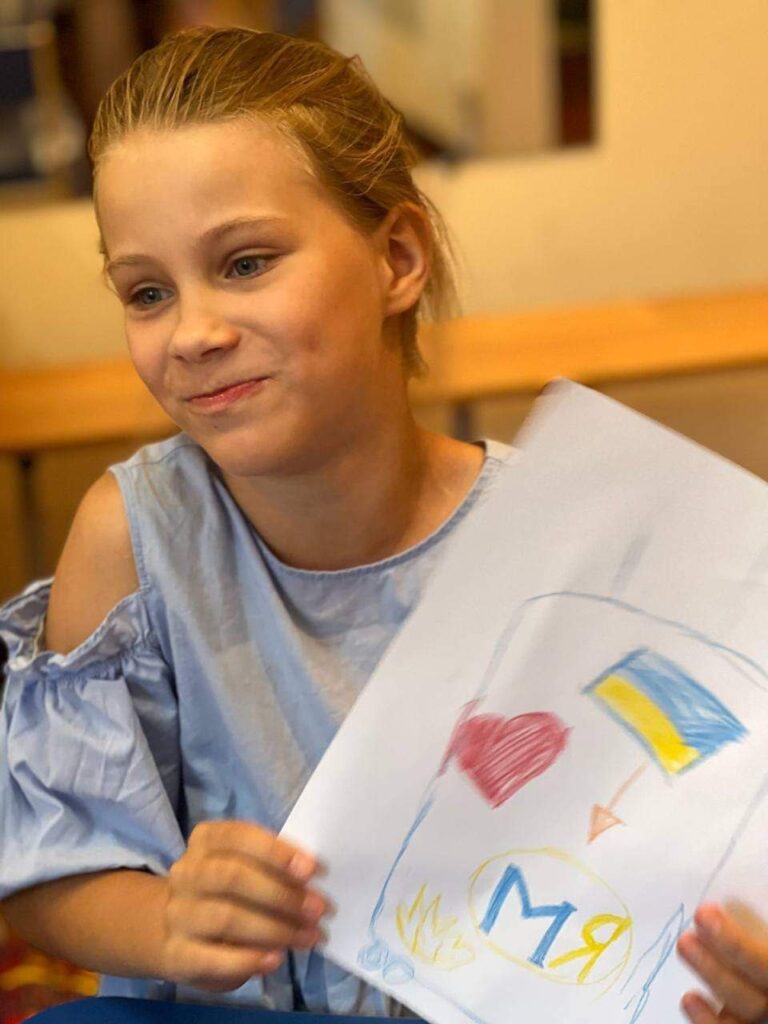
{"left": 585, "top": 648, "right": 747, "bottom": 775}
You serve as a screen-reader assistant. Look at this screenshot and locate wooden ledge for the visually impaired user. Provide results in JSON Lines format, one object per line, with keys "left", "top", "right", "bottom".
{"left": 415, "top": 285, "right": 768, "bottom": 403}
{"left": 2, "top": 284, "right": 767, "bottom": 454}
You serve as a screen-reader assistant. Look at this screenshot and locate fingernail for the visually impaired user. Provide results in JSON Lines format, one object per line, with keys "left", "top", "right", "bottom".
{"left": 289, "top": 852, "right": 315, "bottom": 881}
{"left": 261, "top": 951, "right": 283, "bottom": 972}
{"left": 679, "top": 993, "right": 697, "bottom": 1021}
{"left": 679, "top": 936, "right": 702, "bottom": 966}
{"left": 696, "top": 906, "right": 722, "bottom": 938}
{"left": 302, "top": 891, "right": 326, "bottom": 921}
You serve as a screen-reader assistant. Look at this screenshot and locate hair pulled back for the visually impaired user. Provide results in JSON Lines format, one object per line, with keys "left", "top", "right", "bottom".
{"left": 89, "top": 26, "right": 458, "bottom": 375}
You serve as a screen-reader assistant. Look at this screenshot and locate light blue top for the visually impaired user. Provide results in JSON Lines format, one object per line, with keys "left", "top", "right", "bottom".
{"left": 0, "top": 434, "right": 513, "bottom": 1015}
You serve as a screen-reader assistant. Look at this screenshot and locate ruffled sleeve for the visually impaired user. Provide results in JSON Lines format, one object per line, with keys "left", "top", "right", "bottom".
{"left": 0, "top": 580, "right": 186, "bottom": 901}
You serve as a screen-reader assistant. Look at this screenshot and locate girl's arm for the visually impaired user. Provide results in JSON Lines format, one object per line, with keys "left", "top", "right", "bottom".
{"left": 3, "top": 821, "right": 326, "bottom": 992}
{"left": 2, "top": 849, "right": 312, "bottom": 992}
{"left": 2, "top": 870, "right": 174, "bottom": 980}
{"left": 4, "top": 474, "right": 328, "bottom": 991}
{"left": 2, "top": 477, "right": 180, "bottom": 977}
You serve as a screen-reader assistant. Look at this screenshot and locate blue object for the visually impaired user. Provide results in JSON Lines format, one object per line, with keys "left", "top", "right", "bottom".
{"left": 0, "top": 436, "right": 511, "bottom": 1012}
{"left": 31, "top": 997, "right": 400, "bottom": 1023}
{"left": 585, "top": 646, "right": 747, "bottom": 773}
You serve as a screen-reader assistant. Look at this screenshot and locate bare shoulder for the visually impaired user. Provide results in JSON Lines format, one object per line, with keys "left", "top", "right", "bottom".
{"left": 45, "top": 472, "right": 140, "bottom": 654}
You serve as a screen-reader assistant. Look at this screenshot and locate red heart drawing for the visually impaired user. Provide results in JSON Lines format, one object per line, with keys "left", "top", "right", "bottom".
{"left": 448, "top": 712, "right": 569, "bottom": 808}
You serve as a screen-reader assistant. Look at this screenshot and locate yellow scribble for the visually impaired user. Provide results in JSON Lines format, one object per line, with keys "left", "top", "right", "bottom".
{"left": 594, "top": 675, "right": 700, "bottom": 773}
{"left": 548, "top": 913, "right": 632, "bottom": 983}
{"left": 396, "top": 884, "right": 476, "bottom": 970}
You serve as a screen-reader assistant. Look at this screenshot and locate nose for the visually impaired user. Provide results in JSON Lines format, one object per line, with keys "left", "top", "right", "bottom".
{"left": 168, "top": 291, "right": 241, "bottom": 362}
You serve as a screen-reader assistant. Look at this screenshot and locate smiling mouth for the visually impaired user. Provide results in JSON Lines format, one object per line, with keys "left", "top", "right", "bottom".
{"left": 186, "top": 377, "right": 268, "bottom": 410}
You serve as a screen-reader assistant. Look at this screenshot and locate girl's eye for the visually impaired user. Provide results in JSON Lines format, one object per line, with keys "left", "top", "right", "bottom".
{"left": 129, "top": 286, "right": 169, "bottom": 309}
{"left": 227, "top": 255, "right": 269, "bottom": 279}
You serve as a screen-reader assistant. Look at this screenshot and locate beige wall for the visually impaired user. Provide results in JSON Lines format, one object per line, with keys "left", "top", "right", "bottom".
{"left": 0, "top": 200, "right": 123, "bottom": 368}
{"left": 415, "top": 0, "right": 768, "bottom": 314}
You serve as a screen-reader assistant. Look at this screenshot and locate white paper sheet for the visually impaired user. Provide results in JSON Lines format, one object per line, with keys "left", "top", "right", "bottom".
{"left": 283, "top": 380, "right": 768, "bottom": 1024}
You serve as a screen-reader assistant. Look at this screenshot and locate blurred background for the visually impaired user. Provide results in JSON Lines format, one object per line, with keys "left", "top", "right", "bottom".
{"left": 0, "top": 2, "right": 767, "bottom": 1014}
{"left": 0, "top": 0, "right": 594, "bottom": 193}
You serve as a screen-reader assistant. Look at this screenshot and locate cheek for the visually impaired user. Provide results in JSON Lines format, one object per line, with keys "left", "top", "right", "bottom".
{"left": 286, "top": 258, "right": 382, "bottom": 355}
{"left": 259, "top": 297, "right": 365, "bottom": 371}
{"left": 125, "top": 325, "right": 167, "bottom": 389}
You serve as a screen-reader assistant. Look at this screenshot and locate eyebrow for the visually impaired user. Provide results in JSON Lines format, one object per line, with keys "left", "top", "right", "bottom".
{"left": 103, "top": 215, "right": 290, "bottom": 275}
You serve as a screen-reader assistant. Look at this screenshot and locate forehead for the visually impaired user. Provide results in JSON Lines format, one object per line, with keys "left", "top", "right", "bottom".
{"left": 96, "top": 120, "right": 332, "bottom": 250}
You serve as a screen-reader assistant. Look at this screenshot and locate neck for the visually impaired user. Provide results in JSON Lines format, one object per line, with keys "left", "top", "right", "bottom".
{"left": 222, "top": 414, "right": 483, "bottom": 571}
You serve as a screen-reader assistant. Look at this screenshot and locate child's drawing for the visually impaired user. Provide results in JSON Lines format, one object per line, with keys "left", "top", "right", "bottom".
{"left": 357, "top": 592, "right": 768, "bottom": 1024}
{"left": 284, "top": 382, "right": 768, "bottom": 1024}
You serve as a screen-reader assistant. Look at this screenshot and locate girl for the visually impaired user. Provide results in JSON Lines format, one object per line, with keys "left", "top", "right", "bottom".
{"left": 0, "top": 25, "right": 764, "bottom": 1023}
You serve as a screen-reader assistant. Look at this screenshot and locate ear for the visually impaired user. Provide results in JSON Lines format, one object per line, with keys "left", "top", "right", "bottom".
{"left": 375, "top": 204, "right": 432, "bottom": 317}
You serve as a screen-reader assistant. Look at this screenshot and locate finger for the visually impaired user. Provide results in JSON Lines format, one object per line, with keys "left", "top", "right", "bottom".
{"left": 172, "top": 853, "right": 328, "bottom": 926}
{"left": 680, "top": 991, "right": 742, "bottom": 1024}
{"left": 167, "top": 936, "right": 284, "bottom": 992}
{"left": 695, "top": 904, "right": 768, "bottom": 991}
{"left": 170, "top": 895, "right": 325, "bottom": 951}
{"left": 677, "top": 933, "right": 768, "bottom": 1020}
{"left": 187, "top": 821, "right": 316, "bottom": 882}
{"left": 188, "top": 821, "right": 316, "bottom": 882}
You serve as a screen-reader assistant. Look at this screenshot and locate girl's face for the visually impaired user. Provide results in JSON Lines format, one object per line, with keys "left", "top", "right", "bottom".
{"left": 97, "top": 120, "right": 414, "bottom": 478}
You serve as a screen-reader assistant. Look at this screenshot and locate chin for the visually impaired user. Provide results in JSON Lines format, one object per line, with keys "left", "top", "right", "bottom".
{"left": 196, "top": 424, "right": 319, "bottom": 480}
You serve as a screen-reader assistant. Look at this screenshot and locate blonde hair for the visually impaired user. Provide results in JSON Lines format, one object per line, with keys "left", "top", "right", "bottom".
{"left": 89, "top": 26, "right": 458, "bottom": 376}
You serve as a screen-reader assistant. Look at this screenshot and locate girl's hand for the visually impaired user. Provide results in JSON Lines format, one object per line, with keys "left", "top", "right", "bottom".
{"left": 678, "top": 904, "right": 768, "bottom": 1022}
{"left": 161, "top": 820, "right": 328, "bottom": 992}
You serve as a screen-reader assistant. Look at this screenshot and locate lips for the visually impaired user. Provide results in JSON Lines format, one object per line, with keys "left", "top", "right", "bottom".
{"left": 186, "top": 376, "right": 268, "bottom": 410}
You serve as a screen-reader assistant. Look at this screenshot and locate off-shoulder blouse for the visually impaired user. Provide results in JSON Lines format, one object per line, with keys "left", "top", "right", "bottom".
{"left": 0, "top": 434, "right": 513, "bottom": 1013}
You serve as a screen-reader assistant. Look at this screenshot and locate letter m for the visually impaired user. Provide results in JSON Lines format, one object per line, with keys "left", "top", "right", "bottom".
{"left": 480, "top": 864, "right": 576, "bottom": 967}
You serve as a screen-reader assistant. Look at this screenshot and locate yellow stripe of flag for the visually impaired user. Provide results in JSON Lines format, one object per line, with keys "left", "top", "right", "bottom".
{"left": 594, "top": 675, "right": 701, "bottom": 774}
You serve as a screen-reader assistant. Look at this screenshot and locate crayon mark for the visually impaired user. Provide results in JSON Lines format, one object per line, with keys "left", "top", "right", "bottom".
{"left": 447, "top": 712, "right": 570, "bottom": 808}
{"left": 620, "top": 905, "right": 685, "bottom": 1023}
{"left": 396, "top": 885, "right": 476, "bottom": 970}
{"left": 468, "top": 848, "right": 633, "bottom": 987}
{"left": 479, "top": 863, "right": 576, "bottom": 967}
{"left": 586, "top": 648, "right": 746, "bottom": 775}
{"left": 589, "top": 764, "right": 647, "bottom": 843}
{"left": 548, "top": 913, "right": 632, "bottom": 983}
